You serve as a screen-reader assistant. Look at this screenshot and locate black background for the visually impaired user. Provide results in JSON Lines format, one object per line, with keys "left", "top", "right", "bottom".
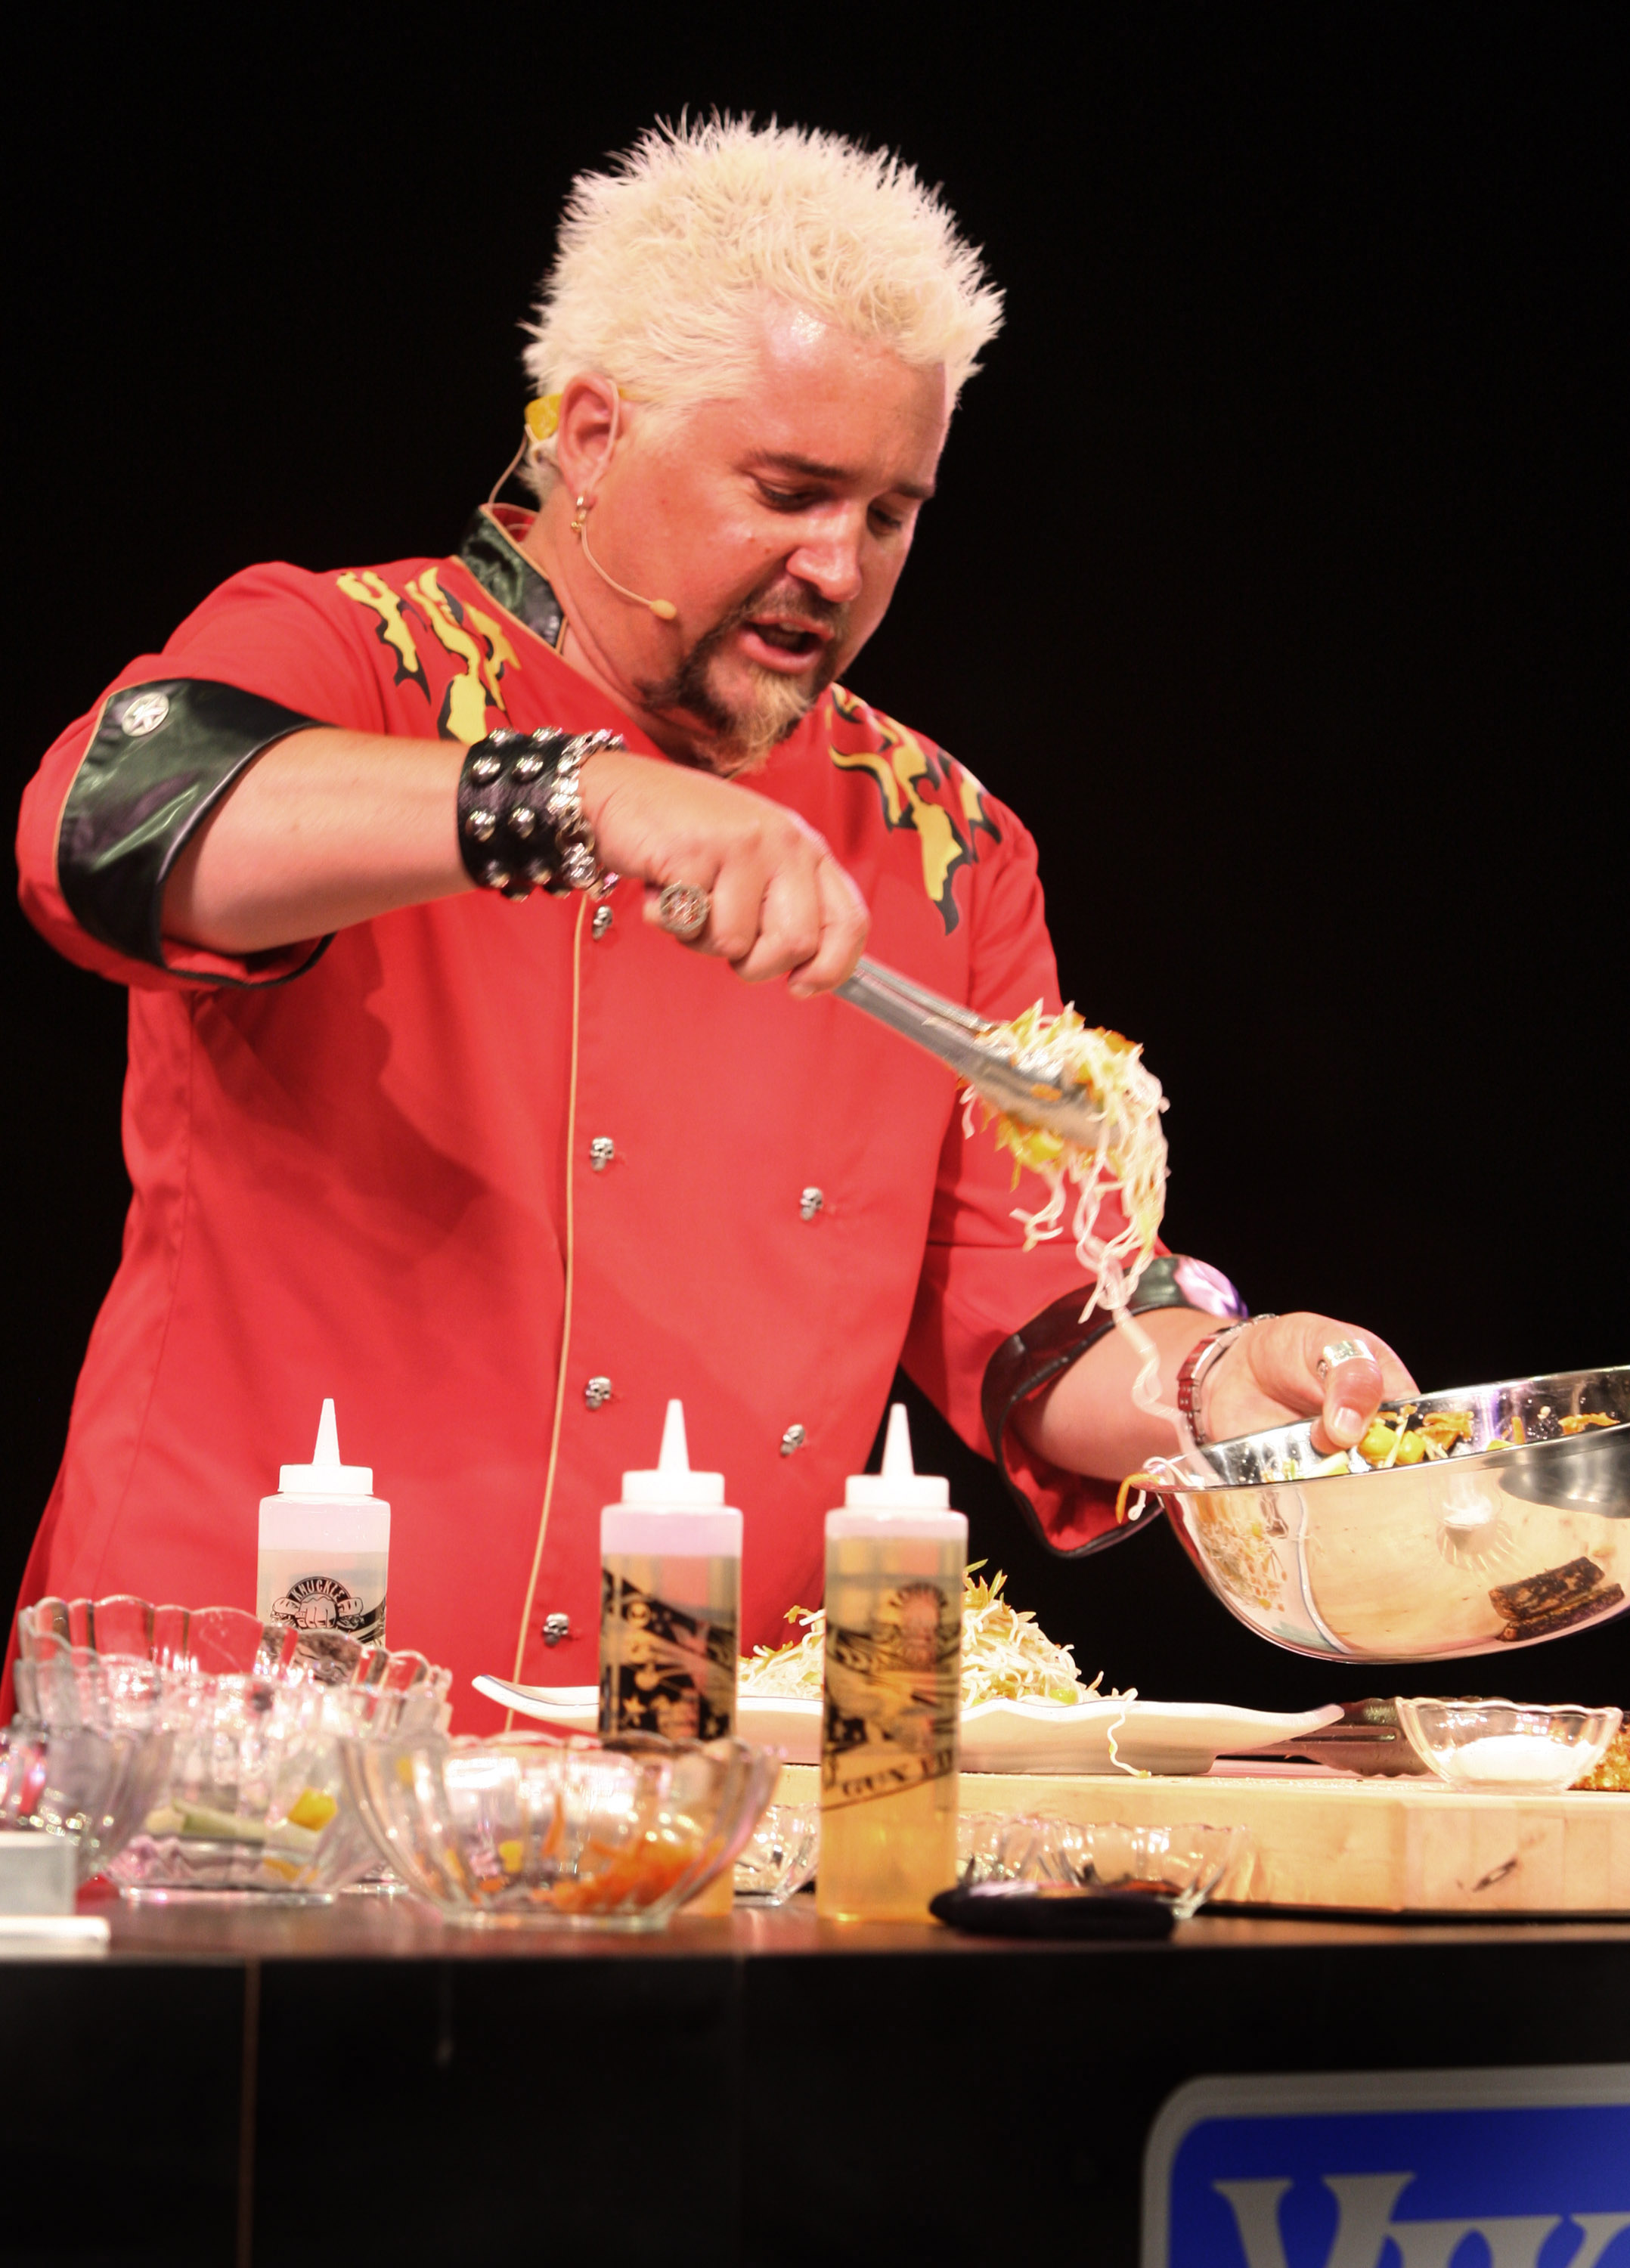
{"left": 5, "top": 8, "right": 1624, "bottom": 1711}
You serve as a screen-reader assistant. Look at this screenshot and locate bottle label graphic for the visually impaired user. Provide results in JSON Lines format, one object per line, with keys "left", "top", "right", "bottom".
{"left": 268, "top": 1572, "right": 386, "bottom": 1647}
{"left": 600, "top": 1566, "right": 738, "bottom": 1741}
{"left": 821, "top": 1573, "right": 959, "bottom": 1809}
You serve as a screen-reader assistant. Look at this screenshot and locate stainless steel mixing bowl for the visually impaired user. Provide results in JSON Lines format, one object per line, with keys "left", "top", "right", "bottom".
{"left": 1153, "top": 1366, "right": 1629, "bottom": 1662}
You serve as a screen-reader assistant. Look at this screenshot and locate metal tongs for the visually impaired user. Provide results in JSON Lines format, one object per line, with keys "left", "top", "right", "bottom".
{"left": 834, "top": 958, "right": 1105, "bottom": 1148}
{"left": 1225, "top": 1698, "right": 1430, "bottom": 1777}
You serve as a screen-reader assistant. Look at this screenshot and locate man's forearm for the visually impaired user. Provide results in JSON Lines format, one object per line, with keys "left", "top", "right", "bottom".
{"left": 1012, "top": 1303, "right": 1412, "bottom": 1478}
{"left": 161, "top": 729, "right": 469, "bottom": 954}
{"left": 160, "top": 730, "right": 872, "bottom": 992}
{"left": 1009, "top": 1305, "right": 1211, "bottom": 1479}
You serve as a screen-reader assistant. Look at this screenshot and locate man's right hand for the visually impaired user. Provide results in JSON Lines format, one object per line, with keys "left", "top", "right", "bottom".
{"left": 581, "top": 745, "right": 868, "bottom": 996}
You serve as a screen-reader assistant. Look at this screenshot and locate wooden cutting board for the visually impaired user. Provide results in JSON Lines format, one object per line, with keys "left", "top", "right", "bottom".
{"left": 770, "top": 1763, "right": 1630, "bottom": 1915}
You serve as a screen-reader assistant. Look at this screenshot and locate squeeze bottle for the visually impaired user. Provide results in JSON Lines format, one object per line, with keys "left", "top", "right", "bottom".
{"left": 257, "top": 1399, "right": 390, "bottom": 1646}
{"left": 599, "top": 1399, "right": 742, "bottom": 1744}
{"left": 817, "top": 1404, "right": 965, "bottom": 1923}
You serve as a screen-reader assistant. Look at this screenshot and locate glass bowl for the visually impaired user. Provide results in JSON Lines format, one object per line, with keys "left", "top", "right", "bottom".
{"left": 0, "top": 1720, "right": 174, "bottom": 1883}
{"left": 15, "top": 1596, "right": 450, "bottom": 1898}
{"left": 982, "top": 1817, "right": 1247, "bottom": 1919}
{"left": 1396, "top": 1697, "right": 1622, "bottom": 1792}
{"left": 342, "top": 1730, "right": 779, "bottom": 1928}
{"left": 734, "top": 1802, "right": 819, "bottom": 1902}
{"left": 957, "top": 1811, "right": 1018, "bottom": 1887}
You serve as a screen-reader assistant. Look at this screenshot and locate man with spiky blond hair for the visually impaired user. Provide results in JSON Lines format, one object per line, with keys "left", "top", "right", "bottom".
{"left": 13, "top": 118, "right": 1404, "bottom": 1718}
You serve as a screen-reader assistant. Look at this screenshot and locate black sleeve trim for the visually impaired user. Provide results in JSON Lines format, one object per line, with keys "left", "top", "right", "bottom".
{"left": 57, "top": 679, "right": 324, "bottom": 972}
{"left": 978, "top": 1254, "right": 1247, "bottom": 1555}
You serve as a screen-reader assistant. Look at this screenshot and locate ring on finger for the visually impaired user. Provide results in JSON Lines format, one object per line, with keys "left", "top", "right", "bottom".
{"left": 1316, "top": 1335, "right": 1373, "bottom": 1380}
{"left": 655, "top": 881, "right": 711, "bottom": 942}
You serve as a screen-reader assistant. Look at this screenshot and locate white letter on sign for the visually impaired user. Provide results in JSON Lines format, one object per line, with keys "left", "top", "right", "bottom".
{"left": 1213, "top": 2172, "right": 1414, "bottom": 2268}
{"left": 1390, "top": 2220, "right": 1560, "bottom": 2268}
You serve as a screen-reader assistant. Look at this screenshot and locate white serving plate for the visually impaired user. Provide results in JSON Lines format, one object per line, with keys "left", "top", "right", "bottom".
{"left": 470, "top": 1677, "right": 1343, "bottom": 1778}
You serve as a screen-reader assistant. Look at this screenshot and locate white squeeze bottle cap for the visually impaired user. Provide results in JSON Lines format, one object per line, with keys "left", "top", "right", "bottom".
{"left": 602, "top": 1399, "right": 740, "bottom": 1560}
{"left": 621, "top": 1400, "right": 726, "bottom": 1507}
{"left": 844, "top": 1404, "right": 951, "bottom": 1510}
{"left": 278, "top": 1399, "right": 375, "bottom": 1497}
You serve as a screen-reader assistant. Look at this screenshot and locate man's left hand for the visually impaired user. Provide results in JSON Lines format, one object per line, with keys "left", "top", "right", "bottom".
{"left": 1202, "top": 1314, "right": 1416, "bottom": 1455}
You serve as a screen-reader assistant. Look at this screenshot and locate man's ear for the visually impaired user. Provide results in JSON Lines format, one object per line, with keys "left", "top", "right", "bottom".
{"left": 553, "top": 375, "right": 621, "bottom": 498}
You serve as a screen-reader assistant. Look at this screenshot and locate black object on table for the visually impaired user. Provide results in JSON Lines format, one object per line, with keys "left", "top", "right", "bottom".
{"left": 929, "top": 1879, "right": 1176, "bottom": 1938}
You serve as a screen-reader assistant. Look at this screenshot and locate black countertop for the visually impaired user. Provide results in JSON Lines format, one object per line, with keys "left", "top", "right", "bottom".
{"left": 7, "top": 1892, "right": 1626, "bottom": 2268}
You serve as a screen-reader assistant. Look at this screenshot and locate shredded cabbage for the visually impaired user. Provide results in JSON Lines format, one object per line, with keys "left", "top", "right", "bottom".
{"left": 739, "top": 1564, "right": 1121, "bottom": 1711}
{"left": 966, "top": 1003, "right": 1179, "bottom": 1432}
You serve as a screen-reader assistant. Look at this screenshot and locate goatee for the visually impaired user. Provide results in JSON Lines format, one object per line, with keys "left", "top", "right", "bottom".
{"left": 636, "top": 584, "right": 848, "bottom": 774}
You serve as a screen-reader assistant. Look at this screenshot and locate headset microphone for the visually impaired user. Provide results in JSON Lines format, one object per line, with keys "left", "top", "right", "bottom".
{"left": 520, "top": 388, "right": 679, "bottom": 621}
{"left": 572, "top": 497, "right": 677, "bottom": 621}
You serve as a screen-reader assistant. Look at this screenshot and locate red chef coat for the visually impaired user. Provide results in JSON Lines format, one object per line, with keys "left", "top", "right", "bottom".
{"left": 14, "top": 506, "right": 1141, "bottom": 1728}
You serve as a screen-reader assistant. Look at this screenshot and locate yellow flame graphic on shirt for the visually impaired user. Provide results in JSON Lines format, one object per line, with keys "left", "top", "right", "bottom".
{"left": 336, "top": 570, "right": 425, "bottom": 688}
{"left": 829, "top": 691, "right": 999, "bottom": 932}
{"left": 403, "top": 568, "right": 518, "bottom": 743}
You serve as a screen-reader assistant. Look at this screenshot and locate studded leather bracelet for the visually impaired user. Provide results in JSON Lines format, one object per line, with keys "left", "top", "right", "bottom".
{"left": 457, "top": 727, "right": 620, "bottom": 900}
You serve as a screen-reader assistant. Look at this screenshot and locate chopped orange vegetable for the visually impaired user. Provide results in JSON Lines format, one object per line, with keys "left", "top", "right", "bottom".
{"left": 548, "top": 1833, "right": 702, "bottom": 1913}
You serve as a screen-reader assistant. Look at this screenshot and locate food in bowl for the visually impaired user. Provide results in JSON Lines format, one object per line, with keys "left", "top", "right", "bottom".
{"left": 1573, "top": 1724, "right": 1630, "bottom": 1791}
{"left": 1396, "top": 1697, "right": 1622, "bottom": 1793}
{"left": 15, "top": 1595, "right": 448, "bottom": 1895}
{"left": 1355, "top": 1403, "right": 1619, "bottom": 1470}
{"left": 342, "top": 1729, "right": 776, "bottom": 1927}
{"left": 1355, "top": 1407, "right": 1476, "bottom": 1467}
{"left": 1130, "top": 1368, "right": 1630, "bottom": 1664}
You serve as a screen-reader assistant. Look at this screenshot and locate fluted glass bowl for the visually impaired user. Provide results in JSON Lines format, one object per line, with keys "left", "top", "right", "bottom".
{"left": 733, "top": 1802, "right": 819, "bottom": 1903}
{"left": 1396, "top": 1698, "right": 1622, "bottom": 1793}
{"left": 957, "top": 1811, "right": 1019, "bottom": 1887}
{"left": 974, "top": 1817, "right": 1246, "bottom": 1920}
{"left": 16, "top": 1597, "right": 450, "bottom": 1898}
{"left": 343, "top": 1730, "right": 779, "bottom": 1929}
{"left": 0, "top": 1719, "right": 174, "bottom": 1884}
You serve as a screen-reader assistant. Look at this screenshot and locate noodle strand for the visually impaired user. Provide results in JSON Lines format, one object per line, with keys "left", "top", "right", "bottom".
{"left": 970, "top": 1002, "right": 1184, "bottom": 1442}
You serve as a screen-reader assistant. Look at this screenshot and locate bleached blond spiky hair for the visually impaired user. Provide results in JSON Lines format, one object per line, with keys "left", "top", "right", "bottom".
{"left": 521, "top": 116, "right": 1003, "bottom": 491}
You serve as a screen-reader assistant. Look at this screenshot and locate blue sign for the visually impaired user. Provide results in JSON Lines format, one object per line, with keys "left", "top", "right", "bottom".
{"left": 1144, "top": 2066, "right": 1630, "bottom": 2268}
